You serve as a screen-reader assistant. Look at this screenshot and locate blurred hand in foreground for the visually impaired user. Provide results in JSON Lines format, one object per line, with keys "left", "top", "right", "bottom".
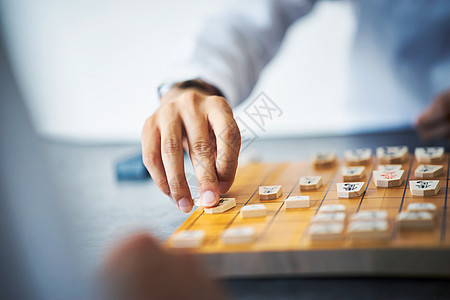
{"left": 103, "top": 233, "right": 225, "bottom": 300}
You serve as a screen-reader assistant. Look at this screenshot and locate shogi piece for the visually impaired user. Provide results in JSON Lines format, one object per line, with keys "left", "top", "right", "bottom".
{"left": 285, "top": 196, "right": 310, "bottom": 209}
{"left": 409, "top": 180, "right": 440, "bottom": 196}
{"left": 337, "top": 182, "right": 366, "bottom": 198}
{"left": 172, "top": 230, "right": 205, "bottom": 248}
{"left": 396, "top": 211, "right": 434, "bottom": 229}
{"left": 372, "top": 170, "right": 405, "bottom": 187}
{"left": 313, "top": 151, "right": 337, "bottom": 168}
{"left": 344, "top": 148, "right": 372, "bottom": 165}
{"left": 308, "top": 223, "right": 344, "bottom": 242}
{"left": 407, "top": 202, "right": 437, "bottom": 216}
{"left": 347, "top": 220, "right": 389, "bottom": 240}
{"left": 376, "top": 146, "right": 408, "bottom": 164}
{"left": 414, "top": 165, "right": 444, "bottom": 179}
{"left": 203, "top": 198, "right": 236, "bottom": 214}
{"left": 342, "top": 166, "right": 365, "bottom": 181}
{"left": 221, "top": 227, "right": 255, "bottom": 244}
{"left": 240, "top": 204, "right": 266, "bottom": 218}
{"left": 259, "top": 185, "right": 282, "bottom": 200}
{"left": 378, "top": 164, "right": 402, "bottom": 171}
{"left": 415, "top": 147, "right": 444, "bottom": 164}
{"left": 350, "top": 210, "right": 387, "bottom": 222}
{"left": 299, "top": 176, "right": 322, "bottom": 190}
{"left": 311, "top": 212, "right": 346, "bottom": 223}
{"left": 318, "top": 204, "right": 346, "bottom": 213}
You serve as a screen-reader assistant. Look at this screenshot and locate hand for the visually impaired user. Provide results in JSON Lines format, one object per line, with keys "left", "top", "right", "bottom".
{"left": 142, "top": 83, "right": 241, "bottom": 213}
{"left": 102, "top": 233, "right": 225, "bottom": 300}
{"left": 416, "top": 89, "right": 450, "bottom": 141}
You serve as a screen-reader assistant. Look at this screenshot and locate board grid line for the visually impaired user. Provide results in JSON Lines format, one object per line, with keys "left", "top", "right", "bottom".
{"left": 314, "top": 165, "right": 340, "bottom": 215}
{"left": 356, "top": 159, "right": 375, "bottom": 212}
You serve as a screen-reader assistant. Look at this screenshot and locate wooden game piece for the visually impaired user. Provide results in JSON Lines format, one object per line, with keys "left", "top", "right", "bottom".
{"left": 372, "top": 170, "right": 405, "bottom": 187}
{"left": 414, "top": 165, "right": 444, "bottom": 179}
{"left": 240, "top": 204, "right": 266, "bottom": 218}
{"left": 396, "top": 211, "right": 434, "bottom": 229}
{"left": 415, "top": 147, "right": 444, "bottom": 164}
{"left": 409, "top": 180, "right": 440, "bottom": 196}
{"left": 344, "top": 148, "right": 372, "bottom": 165}
{"left": 221, "top": 227, "right": 255, "bottom": 244}
{"left": 347, "top": 220, "right": 389, "bottom": 240}
{"left": 337, "top": 182, "right": 366, "bottom": 198}
{"left": 311, "top": 212, "right": 346, "bottom": 223}
{"left": 308, "top": 223, "right": 344, "bottom": 241}
{"left": 341, "top": 166, "right": 365, "bottom": 181}
{"left": 378, "top": 164, "right": 403, "bottom": 171}
{"left": 172, "top": 230, "right": 205, "bottom": 248}
{"left": 350, "top": 210, "right": 387, "bottom": 222}
{"left": 313, "top": 151, "right": 337, "bottom": 168}
{"left": 318, "top": 204, "right": 346, "bottom": 213}
{"left": 259, "top": 185, "right": 282, "bottom": 200}
{"left": 285, "top": 196, "right": 310, "bottom": 209}
{"left": 203, "top": 198, "right": 236, "bottom": 214}
{"left": 376, "top": 146, "right": 408, "bottom": 164}
{"left": 406, "top": 202, "right": 437, "bottom": 216}
{"left": 299, "top": 176, "right": 322, "bottom": 190}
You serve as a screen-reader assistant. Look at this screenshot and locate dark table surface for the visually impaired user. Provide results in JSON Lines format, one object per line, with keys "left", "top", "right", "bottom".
{"left": 43, "top": 129, "right": 450, "bottom": 299}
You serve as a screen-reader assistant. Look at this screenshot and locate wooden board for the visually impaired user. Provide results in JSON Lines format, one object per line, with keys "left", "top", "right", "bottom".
{"left": 166, "top": 154, "right": 450, "bottom": 278}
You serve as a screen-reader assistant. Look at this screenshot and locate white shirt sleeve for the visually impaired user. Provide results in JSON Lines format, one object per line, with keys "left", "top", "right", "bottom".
{"left": 159, "top": 0, "right": 316, "bottom": 107}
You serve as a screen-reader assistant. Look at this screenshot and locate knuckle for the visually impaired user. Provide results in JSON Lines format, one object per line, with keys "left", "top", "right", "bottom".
{"left": 222, "top": 124, "right": 241, "bottom": 145}
{"left": 181, "top": 91, "right": 199, "bottom": 105}
{"left": 211, "top": 96, "right": 231, "bottom": 111}
{"left": 142, "top": 152, "right": 159, "bottom": 169}
{"left": 162, "top": 137, "right": 182, "bottom": 154}
{"left": 199, "top": 173, "right": 217, "bottom": 185}
{"left": 168, "top": 176, "right": 189, "bottom": 198}
{"left": 191, "top": 140, "right": 213, "bottom": 157}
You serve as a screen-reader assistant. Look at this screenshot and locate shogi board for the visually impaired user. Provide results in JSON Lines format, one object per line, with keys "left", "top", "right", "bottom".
{"left": 166, "top": 155, "right": 450, "bottom": 278}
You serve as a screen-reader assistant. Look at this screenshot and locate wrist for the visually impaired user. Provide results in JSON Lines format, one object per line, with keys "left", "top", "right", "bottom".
{"left": 158, "top": 79, "right": 224, "bottom": 99}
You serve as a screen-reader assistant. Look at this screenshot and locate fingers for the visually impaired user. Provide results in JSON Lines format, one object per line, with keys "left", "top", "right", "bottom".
{"left": 181, "top": 96, "right": 220, "bottom": 208}
{"left": 206, "top": 97, "right": 241, "bottom": 194}
{"left": 160, "top": 110, "right": 193, "bottom": 213}
{"left": 416, "top": 93, "right": 450, "bottom": 140}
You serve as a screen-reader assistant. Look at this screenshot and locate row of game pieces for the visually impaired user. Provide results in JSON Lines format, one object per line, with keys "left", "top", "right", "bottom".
{"left": 172, "top": 201, "right": 438, "bottom": 247}
{"left": 308, "top": 203, "right": 437, "bottom": 242}
{"left": 314, "top": 146, "right": 444, "bottom": 167}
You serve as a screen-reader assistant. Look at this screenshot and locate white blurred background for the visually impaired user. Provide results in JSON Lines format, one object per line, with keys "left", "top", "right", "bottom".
{"left": 1, "top": 0, "right": 356, "bottom": 142}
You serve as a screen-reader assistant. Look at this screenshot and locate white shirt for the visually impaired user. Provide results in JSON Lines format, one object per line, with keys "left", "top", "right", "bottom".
{"left": 161, "top": 0, "right": 450, "bottom": 133}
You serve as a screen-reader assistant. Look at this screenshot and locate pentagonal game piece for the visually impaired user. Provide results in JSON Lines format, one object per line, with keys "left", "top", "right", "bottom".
{"left": 337, "top": 182, "right": 366, "bottom": 198}
{"left": 409, "top": 180, "right": 440, "bottom": 196}
{"left": 415, "top": 147, "right": 444, "bottom": 164}
{"left": 221, "top": 227, "right": 255, "bottom": 244}
{"left": 347, "top": 220, "right": 389, "bottom": 240}
{"left": 342, "top": 166, "right": 365, "bottom": 181}
{"left": 318, "top": 204, "right": 346, "bottom": 213}
{"left": 376, "top": 146, "right": 408, "bottom": 164}
{"left": 372, "top": 170, "right": 405, "bottom": 187}
{"left": 240, "top": 204, "right": 266, "bottom": 218}
{"left": 313, "top": 151, "right": 337, "bottom": 168}
{"left": 378, "top": 164, "right": 402, "bottom": 171}
{"left": 406, "top": 202, "right": 437, "bottom": 215}
{"left": 414, "top": 165, "right": 444, "bottom": 179}
{"left": 259, "top": 185, "right": 282, "bottom": 200}
{"left": 396, "top": 211, "right": 434, "bottom": 229}
{"left": 203, "top": 198, "right": 236, "bottom": 214}
{"left": 299, "top": 176, "right": 322, "bottom": 190}
{"left": 172, "top": 230, "right": 205, "bottom": 248}
{"left": 285, "top": 196, "right": 310, "bottom": 209}
{"left": 350, "top": 210, "right": 387, "bottom": 222}
{"left": 311, "top": 212, "right": 346, "bottom": 223}
{"left": 344, "top": 148, "right": 372, "bottom": 165}
{"left": 308, "top": 223, "right": 344, "bottom": 241}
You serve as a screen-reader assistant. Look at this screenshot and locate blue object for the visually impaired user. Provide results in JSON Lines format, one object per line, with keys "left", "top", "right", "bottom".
{"left": 115, "top": 153, "right": 151, "bottom": 181}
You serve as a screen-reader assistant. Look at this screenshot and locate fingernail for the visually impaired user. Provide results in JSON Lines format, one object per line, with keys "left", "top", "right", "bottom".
{"left": 177, "top": 198, "right": 192, "bottom": 213}
{"left": 201, "top": 190, "right": 217, "bottom": 207}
